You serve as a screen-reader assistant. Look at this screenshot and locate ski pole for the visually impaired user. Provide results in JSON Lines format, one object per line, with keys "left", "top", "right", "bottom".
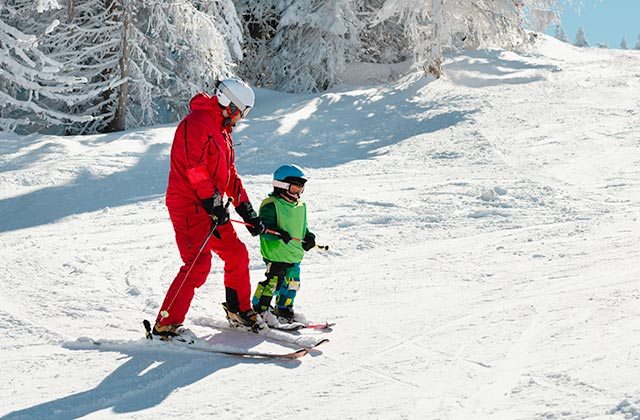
{"left": 230, "top": 219, "right": 329, "bottom": 250}
{"left": 159, "top": 198, "right": 233, "bottom": 321}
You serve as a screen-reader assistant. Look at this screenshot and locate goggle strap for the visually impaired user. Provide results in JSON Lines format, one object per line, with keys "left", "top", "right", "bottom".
{"left": 273, "top": 180, "right": 290, "bottom": 190}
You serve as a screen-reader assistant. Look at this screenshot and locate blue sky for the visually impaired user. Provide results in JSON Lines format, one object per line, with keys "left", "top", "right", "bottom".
{"left": 552, "top": 0, "right": 639, "bottom": 48}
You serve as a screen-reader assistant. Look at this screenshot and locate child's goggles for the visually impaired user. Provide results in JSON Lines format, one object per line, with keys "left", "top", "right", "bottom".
{"left": 273, "top": 179, "right": 305, "bottom": 195}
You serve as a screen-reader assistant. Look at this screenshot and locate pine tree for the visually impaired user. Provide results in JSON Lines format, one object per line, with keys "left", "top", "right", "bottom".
{"left": 620, "top": 36, "right": 628, "bottom": 49}
{"left": 554, "top": 25, "right": 569, "bottom": 43}
{"left": 635, "top": 34, "right": 640, "bottom": 50}
{"left": 574, "top": 26, "right": 589, "bottom": 47}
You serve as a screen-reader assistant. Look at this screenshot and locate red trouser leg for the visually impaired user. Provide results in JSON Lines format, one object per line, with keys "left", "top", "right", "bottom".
{"left": 157, "top": 205, "right": 252, "bottom": 325}
{"left": 157, "top": 206, "right": 212, "bottom": 325}
{"left": 209, "top": 222, "right": 251, "bottom": 312}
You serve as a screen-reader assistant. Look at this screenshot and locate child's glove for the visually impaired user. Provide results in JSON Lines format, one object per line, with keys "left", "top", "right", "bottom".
{"left": 277, "top": 229, "right": 292, "bottom": 244}
{"left": 302, "top": 231, "right": 316, "bottom": 251}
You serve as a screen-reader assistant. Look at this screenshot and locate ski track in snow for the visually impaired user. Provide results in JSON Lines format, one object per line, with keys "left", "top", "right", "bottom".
{"left": 2, "top": 36, "right": 640, "bottom": 419}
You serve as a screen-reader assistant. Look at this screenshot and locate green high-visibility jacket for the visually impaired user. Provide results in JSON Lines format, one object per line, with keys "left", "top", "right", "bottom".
{"left": 259, "top": 194, "right": 308, "bottom": 263}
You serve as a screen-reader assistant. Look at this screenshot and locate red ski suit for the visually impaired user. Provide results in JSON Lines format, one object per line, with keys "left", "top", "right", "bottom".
{"left": 157, "top": 93, "right": 253, "bottom": 326}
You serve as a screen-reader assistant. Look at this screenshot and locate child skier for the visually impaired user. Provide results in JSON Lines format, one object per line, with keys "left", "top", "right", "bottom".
{"left": 252, "top": 164, "right": 316, "bottom": 326}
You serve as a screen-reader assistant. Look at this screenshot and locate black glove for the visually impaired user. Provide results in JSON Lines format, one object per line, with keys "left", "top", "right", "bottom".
{"left": 277, "top": 229, "right": 292, "bottom": 244}
{"left": 236, "top": 201, "right": 266, "bottom": 236}
{"left": 201, "top": 194, "right": 229, "bottom": 225}
{"left": 302, "top": 231, "right": 316, "bottom": 251}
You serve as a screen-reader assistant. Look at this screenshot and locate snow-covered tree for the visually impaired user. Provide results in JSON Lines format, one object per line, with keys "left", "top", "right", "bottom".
{"left": 355, "top": 0, "right": 408, "bottom": 64}
{"left": 3, "top": 0, "right": 238, "bottom": 134}
{"left": 234, "top": 0, "right": 280, "bottom": 88}
{"left": 526, "top": 0, "right": 561, "bottom": 32}
{"left": 636, "top": 34, "right": 640, "bottom": 50}
{"left": 369, "top": 0, "right": 560, "bottom": 79}
{"left": 596, "top": 42, "right": 607, "bottom": 49}
{"left": 121, "top": 0, "right": 238, "bottom": 131}
{"left": 0, "top": 0, "right": 92, "bottom": 133}
{"left": 236, "top": 0, "right": 564, "bottom": 92}
{"left": 238, "top": 0, "right": 361, "bottom": 93}
{"left": 554, "top": 25, "right": 569, "bottom": 43}
{"left": 574, "top": 26, "right": 589, "bottom": 47}
{"left": 620, "top": 36, "right": 627, "bottom": 49}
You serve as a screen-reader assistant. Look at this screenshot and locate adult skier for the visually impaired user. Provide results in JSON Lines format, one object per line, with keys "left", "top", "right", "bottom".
{"left": 153, "top": 78, "right": 266, "bottom": 338}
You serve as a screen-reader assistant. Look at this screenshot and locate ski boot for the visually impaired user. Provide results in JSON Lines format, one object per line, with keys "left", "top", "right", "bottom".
{"left": 151, "top": 322, "right": 197, "bottom": 343}
{"left": 271, "top": 306, "right": 309, "bottom": 324}
{"left": 272, "top": 306, "right": 308, "bottom": 324}
{"left": 222, "top": 302, "right": 267, "bottom": 333}
{"left": 255, "top": 307, "right": 282, "bottom": 328}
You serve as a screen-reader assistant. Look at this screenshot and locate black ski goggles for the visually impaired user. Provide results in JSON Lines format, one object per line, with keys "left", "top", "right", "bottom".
{"left": 228, "top": 102, "right": 252, "bottom": 118}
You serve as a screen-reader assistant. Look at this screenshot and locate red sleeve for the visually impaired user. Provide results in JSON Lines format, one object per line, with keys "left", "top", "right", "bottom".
{"left": 180, "top": 120, "right": 217, "bottom": 200}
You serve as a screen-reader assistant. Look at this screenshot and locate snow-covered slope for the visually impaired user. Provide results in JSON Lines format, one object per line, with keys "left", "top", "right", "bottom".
{"left": 2, "top": 36, "right": 640, "bottom": 419}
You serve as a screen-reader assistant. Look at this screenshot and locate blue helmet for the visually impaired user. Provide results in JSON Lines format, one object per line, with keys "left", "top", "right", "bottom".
{"left": 273, "top": 164, "right": 306, "bottom": 183}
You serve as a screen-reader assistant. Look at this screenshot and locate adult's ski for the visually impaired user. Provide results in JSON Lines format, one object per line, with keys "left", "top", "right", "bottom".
{"left": 138, "top": 319, "right": 308, "bottom": 359}
{"left": 67, "top": 335, "right": 308, "bottom": 360}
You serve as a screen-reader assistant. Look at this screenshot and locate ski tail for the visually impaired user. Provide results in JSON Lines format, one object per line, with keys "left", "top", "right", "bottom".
{"left": 143, "top": 319, "right": 153, "bottom": 339}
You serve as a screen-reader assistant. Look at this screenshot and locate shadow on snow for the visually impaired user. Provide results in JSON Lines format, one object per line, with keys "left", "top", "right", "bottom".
{"left": 0, "top": 143, "right": 169, "bottom": 233}
{"left": 1, "top": 346, "right": 300, "bottom": 420}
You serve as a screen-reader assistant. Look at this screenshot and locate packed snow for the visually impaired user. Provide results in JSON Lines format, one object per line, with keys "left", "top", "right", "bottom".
{"left": 1, "top": 36, "right": 640, "bottom": 419}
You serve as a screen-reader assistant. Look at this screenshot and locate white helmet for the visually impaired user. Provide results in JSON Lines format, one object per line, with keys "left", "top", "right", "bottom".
{"left": 215, "top": 78, "right": 255, "bottom": 118}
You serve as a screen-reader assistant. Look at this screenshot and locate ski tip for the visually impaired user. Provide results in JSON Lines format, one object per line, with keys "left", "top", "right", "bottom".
{"left": 283, "top": 348, "right": 309, "bottom": 359}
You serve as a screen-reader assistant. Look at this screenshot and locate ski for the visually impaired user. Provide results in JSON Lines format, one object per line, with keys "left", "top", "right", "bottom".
{"left": 67, "top": 336, "right": 308, "bottom": 360}
{"left": 160, "top": 339, "right": 309, "bottom": 359}
{"left": 141, "top": 319, "right": 308, "bottom": 359}
{"left": 192, "top": 317, "right": 329, "bottom": 349}
{"left": 272, "top": 322, "right": 335, "bottom": 332}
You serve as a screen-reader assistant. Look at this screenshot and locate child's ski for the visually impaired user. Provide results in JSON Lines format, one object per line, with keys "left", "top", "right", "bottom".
{"left": 272, "top": 322, "right": 335, "bottom": 332}
{"left": 193, "top": 317, "right": 329, "bottom": 349}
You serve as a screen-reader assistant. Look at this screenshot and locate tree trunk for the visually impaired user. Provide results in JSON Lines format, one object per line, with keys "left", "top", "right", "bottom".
{"left": 105, "top": 0, "right": 130, "bottom": 132}
{"left": 67, "top": 0, "right": 75, "bottom": 23}
{"left": 428, "top": 0, "right": 444, "bottom": 78}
